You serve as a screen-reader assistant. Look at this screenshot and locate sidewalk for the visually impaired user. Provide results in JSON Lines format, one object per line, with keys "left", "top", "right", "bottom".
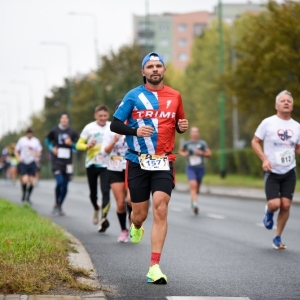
{"left": 175, "top": 182, "right": 300, "bottom": 204}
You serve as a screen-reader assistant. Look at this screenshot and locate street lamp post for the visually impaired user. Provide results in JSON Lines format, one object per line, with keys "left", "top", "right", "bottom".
{"left": 68, "top": 12, "right": 100, "bottom": 104}
{"left": 10, "top": 80, "right": 33, "bottom": 111}
{"left": 218, "top": 0, "right": 226, "bottom": 178}
{"left": 0, "top": 103, "right": 11, "bottom": 135}
{"left": 1, "top": 91, "right": 21, "bottom": 129}
{"left": 41, "top": 42, "right": 72, "bottom": 114}
{"left": 23, "top": 66, "right": 48, "bottom": 97}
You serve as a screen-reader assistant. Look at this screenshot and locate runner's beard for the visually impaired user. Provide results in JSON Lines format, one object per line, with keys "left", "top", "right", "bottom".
{"left": 146, "top": 75, "right": 164, "bottom": 85}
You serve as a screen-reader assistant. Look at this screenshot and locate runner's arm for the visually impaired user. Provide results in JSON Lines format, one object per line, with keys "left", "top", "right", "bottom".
{"left": 295, "top": 144, "right": 300, "bottom": 155}
{"left": 44, "top": 138, "right": 54, "bottom": 152}
{"left": 110, "top": 117, "right": 137, "bottom": 136}
{"left": 75, "top": 137, "right": 88, "bottom": 151}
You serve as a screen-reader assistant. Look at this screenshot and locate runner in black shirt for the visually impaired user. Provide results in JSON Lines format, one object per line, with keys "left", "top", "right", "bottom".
{"left": 45, "top": 112, "right": 79, "bottom": 215}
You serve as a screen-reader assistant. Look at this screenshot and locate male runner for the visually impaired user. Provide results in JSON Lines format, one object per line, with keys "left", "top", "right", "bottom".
{"left": 110, "top": 52, "right": 188, "bottom": 284}
{"left": 45, "top": 112, "right": 79, "bottom": 215}
{"left": 252, "top": 90, "right": 300, "bottom": 249}
{"left": 14, "top": 128, "right": 42, "bottom": 203}
{"left": 179, "top": 127, "right": 211, "bottom": 215}
{"left": 76, "top": 105, "right": 111, "bottom": 232}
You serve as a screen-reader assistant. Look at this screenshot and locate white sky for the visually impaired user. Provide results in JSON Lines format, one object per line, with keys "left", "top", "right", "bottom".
{"left": 0, "top": 0, "right": 275, "bottom": 135}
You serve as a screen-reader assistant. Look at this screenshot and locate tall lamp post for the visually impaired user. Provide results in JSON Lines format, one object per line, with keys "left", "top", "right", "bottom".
{"left": 1, "top": 91, "right": 21, "bottom": 129}
{"left": 10, "top": 80, "right": 33, "bottom": 113}
{"left": 0, "top": 103, "right": 11, "bottom": 134}
{"left": 41, "top": 42, "right": 72, "bottom": 114}
{"left": 218, "top": 0, "right": 226, "bottom": 178}
{"left": 145, "top": 0, "right": 150, "bottom": 54}
{"left": 68, "top": 12, "right": 100, "bottom": 104}
{"left": 23, "top": 66, "right": 48, "bottom": 97}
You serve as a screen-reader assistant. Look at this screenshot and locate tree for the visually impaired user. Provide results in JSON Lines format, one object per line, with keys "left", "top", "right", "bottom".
{"left": 180, "top": 21, "right": 233, "bottom": 150}
{"left": 224, "top": 1, "right": 300, "bottom": 136}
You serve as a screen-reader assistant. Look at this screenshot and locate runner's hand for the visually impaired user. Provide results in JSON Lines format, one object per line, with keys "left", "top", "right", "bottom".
{"left": 64, "top": 136, "right": 73, "bottom": 146}
{"left": 52, "top": 146, "right": 58, "bottom": 156}
{"left": 178, "top": 119, "right": 189, "bottom": 132}
{"left": 87, "top": 139, "right": 96, "bottom": 149}
{"left": 137, "top": 126, "right": 154, "bottom": 137}
{"left": 262, "top": 159, "right": 272, "bottom": 172}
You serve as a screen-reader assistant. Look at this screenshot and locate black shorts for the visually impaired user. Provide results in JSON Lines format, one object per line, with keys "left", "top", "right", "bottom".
{"left": 108, "top": 170, "right": 125, "bottom": 184}
{"left": 264, "top": 168, "right": 296, "bottom": 201}
{"left": 18, "top": 162, "right": 37, "bottom": 176}
{"left": 126, "top": 160, "right": 175, "bottom": 203}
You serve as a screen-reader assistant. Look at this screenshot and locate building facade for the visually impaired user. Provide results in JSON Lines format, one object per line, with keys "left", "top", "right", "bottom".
{"left": 133, "top": 3, "right": 265, "bottom": 69}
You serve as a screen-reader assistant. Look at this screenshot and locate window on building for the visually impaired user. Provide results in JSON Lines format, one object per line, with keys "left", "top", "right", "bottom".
{"left": 178, "top": 23, "right": 187, "bottom": 32}
{"left": 178, "top": 52, "right": 188, "bottom": 62}
{"left": 138, "top": 22, "right": 153, "bottom": 31}
{"left": 160, "top": 23, "right": 169, "bottom": 32}
{"left": 178, "top": 38, "right": 187, "bottom": 47}
{"left": 160, "top": 38, "right": 169, "bottom": 47}
{"left": 193, "top": 23, "right": 207, "bottom": 37}
{"left": 160, "top": 53, "right": 170, "bottom": 62}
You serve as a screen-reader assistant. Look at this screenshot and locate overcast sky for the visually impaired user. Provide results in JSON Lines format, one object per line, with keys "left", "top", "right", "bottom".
{"left": 0, "top": 0, "right": 275, "bottom": 135}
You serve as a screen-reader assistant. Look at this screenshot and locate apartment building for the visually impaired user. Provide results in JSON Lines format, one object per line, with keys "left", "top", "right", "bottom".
{"left": 133, "top": 3, "right": 265, "bottom": 69}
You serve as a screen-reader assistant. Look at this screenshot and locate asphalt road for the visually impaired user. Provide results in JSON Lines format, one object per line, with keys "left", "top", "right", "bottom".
{"left": 1, "top": 179, "right": 300, "bottom": 300}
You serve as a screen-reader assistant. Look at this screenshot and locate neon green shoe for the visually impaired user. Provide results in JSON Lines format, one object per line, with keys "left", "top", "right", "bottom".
{"left": 146, "top": 264, "right": 167, "bottom": 284}
{"left": 129, "top": 223, "right": 144, "bottom": 244}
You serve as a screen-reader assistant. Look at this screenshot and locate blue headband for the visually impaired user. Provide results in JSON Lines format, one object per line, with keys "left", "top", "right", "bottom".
{"left": 142, "top": 52, "right": 165, "bottom": 69}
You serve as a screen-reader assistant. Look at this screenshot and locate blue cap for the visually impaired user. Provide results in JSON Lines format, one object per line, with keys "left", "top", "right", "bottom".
{"left": 142, "top": 52, "right": 165, "bottom": 69}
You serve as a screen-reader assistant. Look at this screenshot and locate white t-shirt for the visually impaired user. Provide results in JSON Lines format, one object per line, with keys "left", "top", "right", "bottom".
{"left": 79, "top": 121, "right": 111, "bottom": 168}
{"left": 15, "top": 136, "right": 43, "bottom": 165}
{"left": 101, "top": 128, "right": 128, "bottom": 171}
{"left": 255, "top": 115, "right": 300, "bottom": 174}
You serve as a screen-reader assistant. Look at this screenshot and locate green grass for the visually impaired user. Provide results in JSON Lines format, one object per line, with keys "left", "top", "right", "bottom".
{"left": 176, "top": 173, "right": 300, "bottom": 191}
{"left": 0, "top": 198, "right": 95, "bottom": 294}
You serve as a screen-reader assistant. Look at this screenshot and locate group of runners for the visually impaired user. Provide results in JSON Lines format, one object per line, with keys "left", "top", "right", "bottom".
{"left": 2, "top": 51, "right": 299, "bottom": 284}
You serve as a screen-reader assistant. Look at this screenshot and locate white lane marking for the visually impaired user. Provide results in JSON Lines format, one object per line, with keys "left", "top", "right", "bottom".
{"left": 206, "top": 213, "right": 226, "bottom": 219}
{"left": 256, "top": 223, "right": 277, "bottom": 230}
{"left": 166, "top": 297, "right": 251, "bottom": 300}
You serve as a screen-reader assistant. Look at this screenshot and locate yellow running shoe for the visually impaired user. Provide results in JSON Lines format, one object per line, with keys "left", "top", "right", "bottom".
{"left": 129, "top": 223, "right": 144, "bottom": 244}
{"left": 146, "top": 264, "right": 167, "bottom": 284}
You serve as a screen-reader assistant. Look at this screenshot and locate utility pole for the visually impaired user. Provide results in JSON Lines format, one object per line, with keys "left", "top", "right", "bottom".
{"left": 145, "top": 0, "right": 150, "bottom": 54}
{"left": 218, "top": 0, "right": 226, "bottom": 178}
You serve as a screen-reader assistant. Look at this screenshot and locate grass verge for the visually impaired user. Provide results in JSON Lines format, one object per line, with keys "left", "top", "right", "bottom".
{"left": 176, "top": 173, "right": 300, "bottom": 191}
{"left": 0, "top": 198, "right": 96, "bottom": 294}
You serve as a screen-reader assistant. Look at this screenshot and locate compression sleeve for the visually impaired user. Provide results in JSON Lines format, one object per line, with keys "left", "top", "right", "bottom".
{"left": 76, "top": 137, "right": 88, "bottom": 151}
{"left": 45, "top": 138, "right": 54, "bottom": 152}
{"left": 110, "top": 117, "right": 138, "bottom": 136}
{"left": 176, "top": 123, "right": 186, "bottom": 134}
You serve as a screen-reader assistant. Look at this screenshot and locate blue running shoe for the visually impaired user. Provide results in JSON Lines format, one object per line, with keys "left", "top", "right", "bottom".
{"left": 263, "top": 205, "right": 274, "bottom": 230}
{"left": 273, "top": 236, "right": 286, "bottom": 250}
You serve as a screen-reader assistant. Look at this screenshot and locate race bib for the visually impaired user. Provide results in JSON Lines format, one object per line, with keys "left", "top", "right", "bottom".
{"left": 94, "top": 153, "right": 107, "bottom": 166}
{"left": 107, "top": 155, "right": 123, "bottom": 171}
{"left": 275, "top": 150, "right": 295, "bottom": 166}
{"left": 66, "top": 164, "right": 73, "bottom": 174}
{"left": 57, "top": 148, "right": 71, "bottom": 159}
{"left": 189, "top": 155, "right": 202, "bottom": 166}
{"left": 138, "top": 154, "right": 170, "bottom": 171}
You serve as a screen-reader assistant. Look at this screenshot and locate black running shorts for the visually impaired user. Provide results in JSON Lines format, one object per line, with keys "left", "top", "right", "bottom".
{"left": 108, "top": 170, "right": 125, "bottom": 184}
{"left": 18, "top": 162, "right": 37, "bottom": 176}
{"left": 126, "top": 160, "right": 175, "bottom": 203}
{"left": 264, "top": 168, "right": 296, "bottom": 201}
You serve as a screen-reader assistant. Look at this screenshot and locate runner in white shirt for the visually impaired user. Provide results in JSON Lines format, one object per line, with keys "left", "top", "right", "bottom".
{"left": 14, "top": 128, "right": 43, "bottom": 204}
{"left": 102, "top": 100, "right": 132, "bottom": 242}
{"left": 76, "top": 105, "right": 111, "bottom": 233}
{"left": 252, "top": 90, "right": 300, "bottom": 250}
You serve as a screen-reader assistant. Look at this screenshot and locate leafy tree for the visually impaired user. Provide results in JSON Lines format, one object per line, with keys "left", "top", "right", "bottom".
{"left": 180, "top": 21, "right": 233, "bottom": 150}
{"left": 224, "top": 1, "right": 300, "bottom": 137}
